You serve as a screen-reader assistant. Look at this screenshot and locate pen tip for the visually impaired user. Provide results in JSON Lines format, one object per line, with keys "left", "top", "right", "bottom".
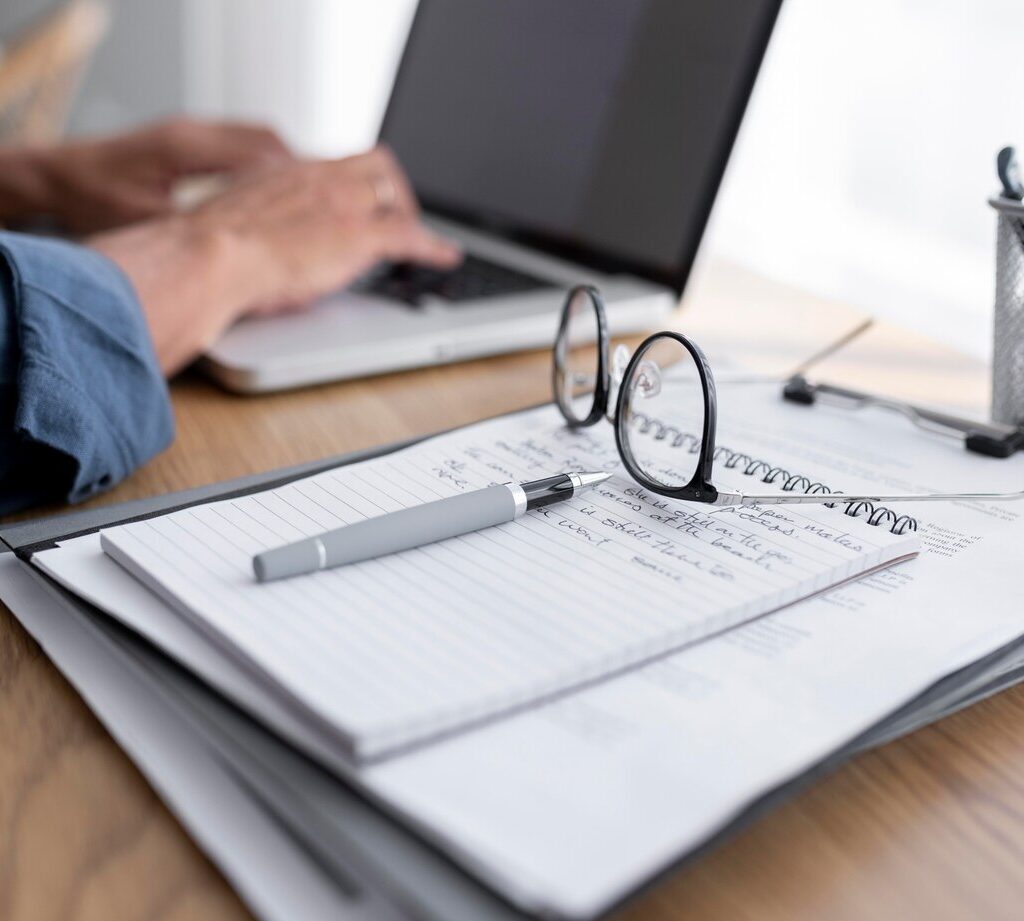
{"left": 576, "top": 471, "right": 613, "bottom": 488}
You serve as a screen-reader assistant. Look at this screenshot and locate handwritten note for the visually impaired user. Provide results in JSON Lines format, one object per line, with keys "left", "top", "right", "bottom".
{"left": 100, "top": 402, "right": 917, "bottom": 760}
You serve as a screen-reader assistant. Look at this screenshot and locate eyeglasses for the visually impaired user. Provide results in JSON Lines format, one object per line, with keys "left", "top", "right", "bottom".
{"left": 552, "top": 285, "right": 1024, "bottom": 514}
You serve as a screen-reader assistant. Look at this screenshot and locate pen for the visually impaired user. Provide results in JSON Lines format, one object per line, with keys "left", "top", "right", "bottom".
{"left": 253, "top": 470, "right": 612, "bottom": 582}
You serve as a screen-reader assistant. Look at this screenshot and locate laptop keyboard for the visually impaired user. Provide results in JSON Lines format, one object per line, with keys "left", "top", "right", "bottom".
{"left": 360, "top": 253, "right": 553, "bottom": 306}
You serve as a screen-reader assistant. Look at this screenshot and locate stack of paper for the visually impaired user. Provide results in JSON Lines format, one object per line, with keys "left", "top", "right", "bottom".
{"left": 23, "top": 382, "right": 1024, "bottom": 918}
{"left": 34, "top": 382, "right": 1009, "bottom": 918}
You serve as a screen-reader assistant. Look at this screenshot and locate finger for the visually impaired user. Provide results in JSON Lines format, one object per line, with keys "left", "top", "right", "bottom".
{"left": 249, "top": 298, "right": 315, "bottom": 318}
{"left": 363, "top": 145, "right": 420, "bottom": 216}
{"left": 158, "top": 118, "right": 294, "bottom": 176}
{"left": 317, "top": 158, "right": 406, "bottom": 220}
{"left": 366, "top": 215, "right": 463, "bottom": 269}
{"left": 334, "top": 146, "right": 419, "bottom": 218}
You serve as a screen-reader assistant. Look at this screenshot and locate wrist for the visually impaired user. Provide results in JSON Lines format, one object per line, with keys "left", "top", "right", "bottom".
{"left": 179, "top": 211, "right": 274, "bottom": 313}
{"left": 91, "top": 214, "right": 257, "bottom": 374}
{"left": 160, "top": 214, "right": 255, "bottom": 315}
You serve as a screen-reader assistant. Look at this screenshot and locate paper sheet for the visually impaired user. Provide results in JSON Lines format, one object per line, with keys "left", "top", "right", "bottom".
{"left": 98, "top": 393, "right": 914, "bottom": 758}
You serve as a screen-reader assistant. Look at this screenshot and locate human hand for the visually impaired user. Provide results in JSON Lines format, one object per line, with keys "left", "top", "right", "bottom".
{"left": 92, "top": 146, "right": 461, "bottom": 374}
{"left": 4, "top": 117, "right": 292, "bottom": 233}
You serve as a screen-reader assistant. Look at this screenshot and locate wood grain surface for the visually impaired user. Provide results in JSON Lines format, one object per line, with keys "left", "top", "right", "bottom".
{"left": 3, "top": 260, "right": 1020, "bottom": 921}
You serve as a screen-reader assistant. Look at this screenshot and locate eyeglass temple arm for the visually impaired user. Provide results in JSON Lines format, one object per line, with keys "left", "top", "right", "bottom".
{"left": 786, "top": 377, "right": 1015, "bottom": 440}
{"left": 713, "top": 489, "right": 1024, "bottom": 507}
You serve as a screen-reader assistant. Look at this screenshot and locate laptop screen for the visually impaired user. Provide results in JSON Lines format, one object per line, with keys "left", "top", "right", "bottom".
{"left": 379, "top": 0, "right": 781, "bottom": 293}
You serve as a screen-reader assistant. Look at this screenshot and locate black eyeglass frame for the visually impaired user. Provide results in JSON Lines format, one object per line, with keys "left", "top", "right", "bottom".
{"left": 552, "top": 285, "right": 1024, "bottom": 517}
{"left": 552, "top": 285, "right": 611, "bottom": 428}
{"left": 553, "top": 285, "right": 721, "bottom": 504}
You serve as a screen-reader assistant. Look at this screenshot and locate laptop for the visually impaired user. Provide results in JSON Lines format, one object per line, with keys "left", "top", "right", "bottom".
{"left": 201, "top": 0, "right": 781, "bottom": 393}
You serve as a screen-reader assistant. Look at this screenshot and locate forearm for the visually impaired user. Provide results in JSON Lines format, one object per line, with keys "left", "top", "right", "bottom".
{"left": 0, "top": 139, "right": 267, "bottom": 370}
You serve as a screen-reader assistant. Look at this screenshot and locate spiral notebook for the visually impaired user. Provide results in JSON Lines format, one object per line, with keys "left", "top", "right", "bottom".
{"left": 97, "top": 386, "right": 919, "bottom": 761}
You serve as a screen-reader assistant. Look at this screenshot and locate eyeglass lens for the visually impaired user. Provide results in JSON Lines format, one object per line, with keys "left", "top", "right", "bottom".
{"left": 620, "top": 335, "right": 706, "bottom": 489}
{"left": 553, "top": 288, "right": 603, "bottom": 424}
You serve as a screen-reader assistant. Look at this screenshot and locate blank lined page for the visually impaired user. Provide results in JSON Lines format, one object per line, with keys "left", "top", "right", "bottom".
{"left": 100, "top": 400, "right": 917, "bottom": 759}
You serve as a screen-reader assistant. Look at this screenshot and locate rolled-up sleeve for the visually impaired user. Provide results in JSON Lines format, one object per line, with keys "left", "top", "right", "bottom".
{"left": 0, "top": 231, "right": 173, "bottom": 515}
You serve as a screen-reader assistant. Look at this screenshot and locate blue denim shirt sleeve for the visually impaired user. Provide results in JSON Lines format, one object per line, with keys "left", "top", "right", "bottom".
{"left": 0, "top": 231, "right": 174, "bottom": 515}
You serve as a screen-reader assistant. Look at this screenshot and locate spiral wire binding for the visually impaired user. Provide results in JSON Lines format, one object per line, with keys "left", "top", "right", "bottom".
{"left": 630, "top": 413, "right": 919, "bottom": 535}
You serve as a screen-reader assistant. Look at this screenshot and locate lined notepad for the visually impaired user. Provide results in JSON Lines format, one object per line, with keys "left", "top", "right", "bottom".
{"left": 101, "top": 402, "right": 918, "bottom": 759}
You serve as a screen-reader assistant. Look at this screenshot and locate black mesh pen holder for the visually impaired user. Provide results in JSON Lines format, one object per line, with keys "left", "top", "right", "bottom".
{"left": 990, "top": 195, "right": 1024, "bottom": 426}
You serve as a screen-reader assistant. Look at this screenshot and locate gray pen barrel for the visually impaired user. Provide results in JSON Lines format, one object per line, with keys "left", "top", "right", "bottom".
{"left": 253, "top": 484, "right": 517, "bottom": 582}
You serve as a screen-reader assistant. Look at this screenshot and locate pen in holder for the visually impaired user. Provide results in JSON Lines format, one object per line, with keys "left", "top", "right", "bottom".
{"left": 989, "top": 195, "right": 1024, "bottom": 426}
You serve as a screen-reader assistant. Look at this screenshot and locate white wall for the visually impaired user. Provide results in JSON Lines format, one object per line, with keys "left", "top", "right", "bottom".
{"left": 706, "top": 0, "right": 1024, "bottom": 357}
{"left": 182, "top": 0, "right": 416, "bottom": 157}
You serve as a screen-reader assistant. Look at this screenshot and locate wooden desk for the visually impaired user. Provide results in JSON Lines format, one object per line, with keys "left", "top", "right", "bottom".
{"left": 3, "top": 261, "right": 1022, "bottom": 921}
